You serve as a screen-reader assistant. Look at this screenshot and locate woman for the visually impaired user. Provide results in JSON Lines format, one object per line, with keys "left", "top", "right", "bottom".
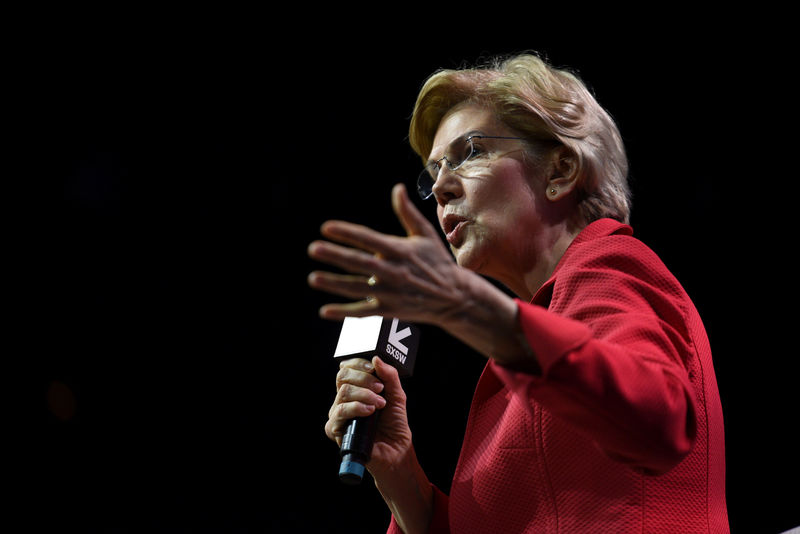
{"left": 308, "top": 54, "right": 728, "bottom": 533}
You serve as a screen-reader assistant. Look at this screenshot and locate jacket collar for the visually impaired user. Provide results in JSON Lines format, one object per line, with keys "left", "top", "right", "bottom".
{"left": 531, "top": 218, "right": 632, "bottom": 305}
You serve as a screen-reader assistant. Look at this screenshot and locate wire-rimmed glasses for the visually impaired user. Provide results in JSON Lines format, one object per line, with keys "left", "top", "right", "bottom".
{"left": 416, "top": 135, "right": 526, "bottom": 200}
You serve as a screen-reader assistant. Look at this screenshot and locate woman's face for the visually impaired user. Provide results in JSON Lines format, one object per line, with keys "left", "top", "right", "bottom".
{"left": 429, "top": 104, "right": 549, "bottom": 281}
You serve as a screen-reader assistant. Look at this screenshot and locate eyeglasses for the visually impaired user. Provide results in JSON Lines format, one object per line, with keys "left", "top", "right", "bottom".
{"left": 416, "top": 135, "right": 526, "bottom": 200}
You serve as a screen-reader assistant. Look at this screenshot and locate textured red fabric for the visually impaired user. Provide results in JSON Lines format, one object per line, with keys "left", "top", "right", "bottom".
{"left": 387, "top": 218, "right": 728, "bottom": 533}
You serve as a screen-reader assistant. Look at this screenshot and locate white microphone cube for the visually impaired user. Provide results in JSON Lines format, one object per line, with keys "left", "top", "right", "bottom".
{"left": 333, "top": 316, "right": 420, "bottom": 377}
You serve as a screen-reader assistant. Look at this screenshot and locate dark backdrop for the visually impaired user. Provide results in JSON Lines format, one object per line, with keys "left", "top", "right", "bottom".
{"left": 23, "top": 12, "right": 798, "bottom": 534}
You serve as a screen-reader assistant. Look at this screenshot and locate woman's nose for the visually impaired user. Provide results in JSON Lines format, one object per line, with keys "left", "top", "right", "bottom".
{"left": 432, "top": 164, "right": 462, "bottom": 206}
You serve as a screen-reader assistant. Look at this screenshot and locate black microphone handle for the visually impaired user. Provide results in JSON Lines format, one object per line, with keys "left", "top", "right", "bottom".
{"left": 338, "top": 409, "right": 380, "bottom": 484}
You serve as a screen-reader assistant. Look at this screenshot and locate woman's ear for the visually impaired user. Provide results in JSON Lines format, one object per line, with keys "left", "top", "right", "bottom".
{"left": 545, "top": 146, "right": 579, "bottom": 201}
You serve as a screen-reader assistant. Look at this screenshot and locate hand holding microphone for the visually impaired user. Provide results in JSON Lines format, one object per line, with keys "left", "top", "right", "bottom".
{"left": 326, "top": 316, "right": 420, "bottom": 483}
{"left": 325, "top": 355, "right": 412, "bottom": 483}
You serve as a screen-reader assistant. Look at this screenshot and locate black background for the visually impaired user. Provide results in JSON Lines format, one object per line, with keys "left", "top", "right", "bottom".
{"left": 22, "top": 10, "right": 799, "bottom": 534}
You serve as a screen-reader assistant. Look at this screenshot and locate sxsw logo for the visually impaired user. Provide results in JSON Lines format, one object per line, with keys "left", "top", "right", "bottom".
{"left": 333, "top": 316, "right": 420, "bottom": 378}
{"left": 385, "top": 318, "right": 412, "bottom": 364}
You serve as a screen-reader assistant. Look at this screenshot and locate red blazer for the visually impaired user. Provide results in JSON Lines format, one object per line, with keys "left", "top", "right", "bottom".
{"left": 389, "top": 219, "right": 728, "bottom": 533}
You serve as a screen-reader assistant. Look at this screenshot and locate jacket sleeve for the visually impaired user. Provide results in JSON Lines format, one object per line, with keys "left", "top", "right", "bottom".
{"left": 492, "top": 240, "right": 699, "bottom": 475}
{"left": 386, "top": 484, "right": 450, "bottom": 534}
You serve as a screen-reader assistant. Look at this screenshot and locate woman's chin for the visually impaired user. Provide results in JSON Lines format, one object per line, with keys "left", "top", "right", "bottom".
{"left": 452, "top": 243, "right": 487, "bottom": 274}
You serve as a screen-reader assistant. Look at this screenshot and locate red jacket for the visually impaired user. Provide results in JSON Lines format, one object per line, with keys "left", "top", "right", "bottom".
{"left": 389, "top": 219, "right": 728, "bottom": 533}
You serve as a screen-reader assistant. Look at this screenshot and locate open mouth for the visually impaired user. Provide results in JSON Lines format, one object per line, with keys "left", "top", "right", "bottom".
{"left": 442, "top": 213, "right": 469, "bottom": 244}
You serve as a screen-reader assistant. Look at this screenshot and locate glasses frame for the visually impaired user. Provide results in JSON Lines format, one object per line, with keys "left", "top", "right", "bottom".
{"left": 416, "top": 135, "right": 526, "bottom": 200}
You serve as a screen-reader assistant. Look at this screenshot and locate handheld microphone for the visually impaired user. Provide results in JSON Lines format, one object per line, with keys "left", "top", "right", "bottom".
{"left": 333, "top": 316, "right": 420, "bottom": 484}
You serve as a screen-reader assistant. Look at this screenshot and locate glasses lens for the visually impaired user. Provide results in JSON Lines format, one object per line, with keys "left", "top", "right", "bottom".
{"left": 457, "top": 137, "right": 476, "bottom": 168}
{"left": 417, "top": 164, "right": 437, "bottom": 200}
{"left": 416, "top": 137, "right": 476, "bottom": 200}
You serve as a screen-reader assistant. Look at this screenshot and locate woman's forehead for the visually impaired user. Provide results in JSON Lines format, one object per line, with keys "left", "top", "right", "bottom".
{"left": 430, "top": 105, "right": 503, "bottom": 157}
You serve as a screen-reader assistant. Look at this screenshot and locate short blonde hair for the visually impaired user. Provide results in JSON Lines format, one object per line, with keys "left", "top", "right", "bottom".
{"left": 409, "top": 53, "right": 631, "bottom": 224}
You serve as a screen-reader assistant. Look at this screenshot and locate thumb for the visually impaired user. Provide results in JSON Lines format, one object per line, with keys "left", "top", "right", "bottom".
{"left": 371, "top": 356, "right": 406, "bottom": 403}
{"left": 392, "top": 183, "right": 438, "bottom": 239}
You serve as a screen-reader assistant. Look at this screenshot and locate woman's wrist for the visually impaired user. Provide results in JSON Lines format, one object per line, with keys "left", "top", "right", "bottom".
{"left": 373, "top": 446, "right": 433, "bottom": 534}
{"left": 439, "top": 274, "right": 539, "bottom": 370}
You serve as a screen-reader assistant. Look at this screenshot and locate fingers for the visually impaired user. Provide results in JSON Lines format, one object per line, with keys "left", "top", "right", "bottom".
{"left": 326, "top": 395, "right": 384, "bottom": 444}
{"left": 314, "top": 183, "right": 437, "bottom": 260}
{"left": 309, "top": 184, "right": 453, "bottom": 323}
{"left": 325, "top": 359, "right": 387, "bottom": 443}
{"left": 318, "top": 220, "right": 400, "bottom": 260}
{"left": 307, "top": 239, "right": 383, "bottom": 278}
{"left": 306, "top": 241, "right": 392, "bottom": 320}
{"left": 391, "top": 183, "right": 439, "bottom": 239}
{"left": 307, "top": 271, "right": 374, "bottom": 301}
{"left": 318, "top": 300, "right": 382, "bottom": 321}
{"left": 335, "top": 359, "right": 385, "bottom": 394}
{"left": 328, "top": 385, "right": 386, "bottom": 421}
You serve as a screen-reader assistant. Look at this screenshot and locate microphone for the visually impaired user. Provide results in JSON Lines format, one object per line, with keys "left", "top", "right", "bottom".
{"left": 332, "top": 316, "right": 420, "bottom": 484}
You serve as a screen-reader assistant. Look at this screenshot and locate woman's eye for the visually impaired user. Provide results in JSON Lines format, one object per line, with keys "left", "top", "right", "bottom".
{"left": 465, "top": 143, "right": 484, "bottom": 161}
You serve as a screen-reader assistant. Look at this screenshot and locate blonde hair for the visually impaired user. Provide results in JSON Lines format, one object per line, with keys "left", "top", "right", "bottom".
{"left": 409, "top": 53, "right": 631, "bottom": 224}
